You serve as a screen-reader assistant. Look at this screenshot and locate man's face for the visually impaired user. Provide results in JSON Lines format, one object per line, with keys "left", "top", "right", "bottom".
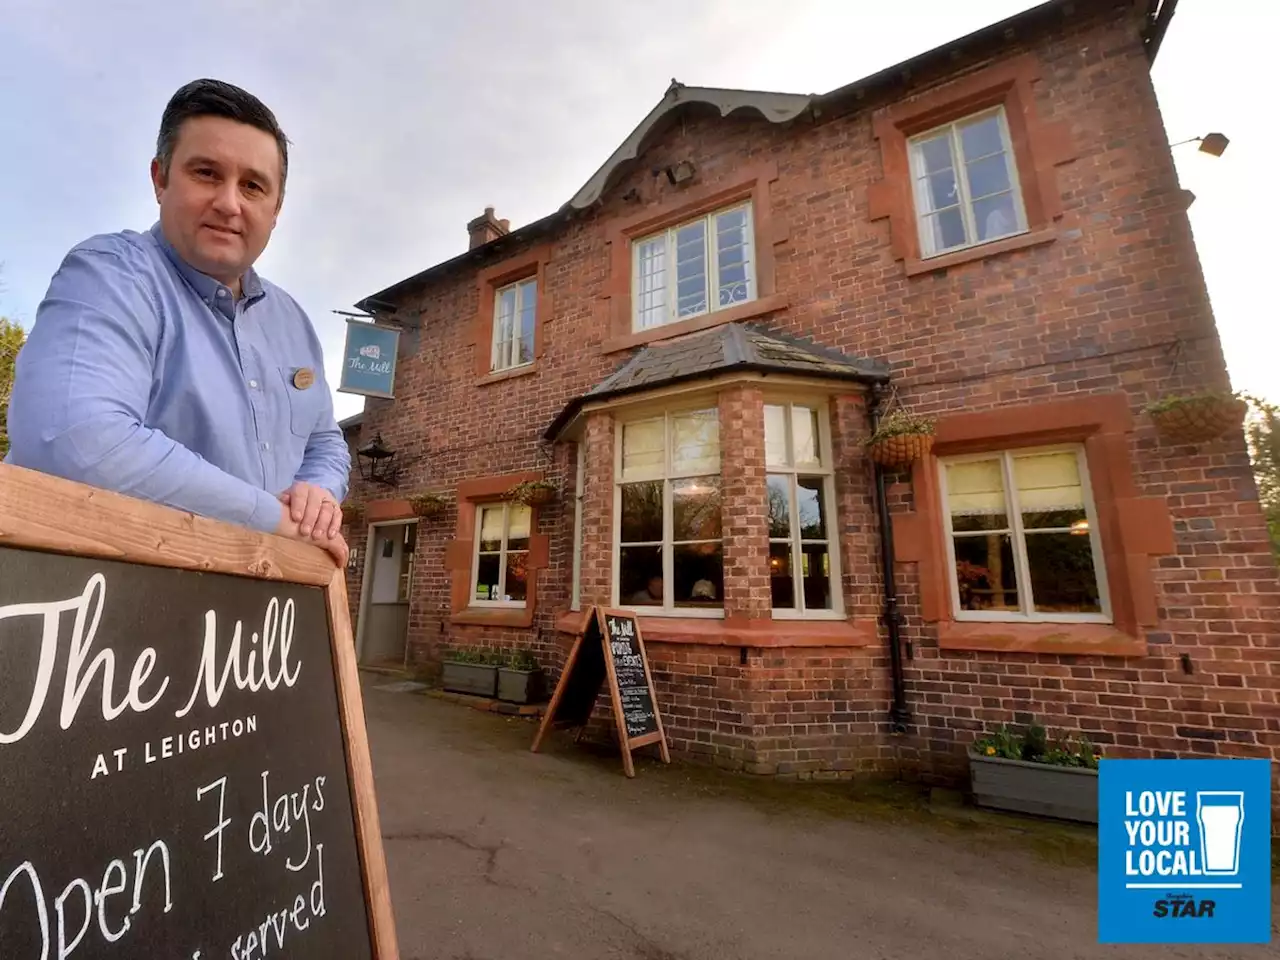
{"left": 150, "top": 115, "right": 282, "bottom": 288}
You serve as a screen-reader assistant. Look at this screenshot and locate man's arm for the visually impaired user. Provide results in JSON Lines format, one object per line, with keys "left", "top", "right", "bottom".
{"left": 6, "top": 242, "right": 285, "bottom": 534}
{"left": 292, "top": 361, "right": 351, "bottom": 504}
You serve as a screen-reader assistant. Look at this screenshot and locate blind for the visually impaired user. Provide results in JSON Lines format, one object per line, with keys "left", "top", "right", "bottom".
{"left": 622, "top": 418, "right": 664, "bottom": 478}
{"left": 507, "top": 505, "right": 531, "bottom": 542}
{"left": 1014, "top": 451, "right": 1084, "bottom": 512}
{"left": 671, "top": 410, "right": 719, "bottom": 475}
{"left": 945, "top": 458, "right": 1005, "bottom": 516}
{"left": 478, "top": 506, "right": 504, "bottom": 547}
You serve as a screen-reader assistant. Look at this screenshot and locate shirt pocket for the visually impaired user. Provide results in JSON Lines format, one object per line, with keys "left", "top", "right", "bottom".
{"left": 277, "top": 365, "right": 325, "bottom": 439}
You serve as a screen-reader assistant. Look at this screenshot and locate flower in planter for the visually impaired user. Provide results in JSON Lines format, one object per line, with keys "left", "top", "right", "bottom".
{"left": 408, "top": 492, "right": 447, "bottom": 519}
{"left": 1143, "top": 389, "right": 1250, "bottom": 445}
{"left": 506, "top": 479, "right": 558, "bottom": 506}
{"left": 972, "top": 721, "right": 1102, "bottom": 770}
{"left": 865, "top": 408, "right": 937, "bottom": 469}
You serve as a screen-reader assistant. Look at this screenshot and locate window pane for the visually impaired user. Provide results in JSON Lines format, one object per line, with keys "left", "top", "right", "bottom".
{"left": 922, "top": 169, "right": 959, "bottom": 214}
{"left": 474, "top": 553, "right": 500, "bottom": 601}
{"left": 766, "top": 475, "right": 791, "bottom": 537}
{"left": 675, "top": 221, "right": 708, "bottom": 318}
{"left": 946, "top": 459, "right": 1008, "bottom": 531}
{"left": 507, "top": 505, "right": 531, "bottom": 551}
{"left": 796, "top": 477, "right": 827, "bottom": 540}
{"left": 621, "top": 481, "right": 663, "bottom": 543}
{"left": 478, "top": 506, "right": 504, "bottom": 551}
{"left": 792, "top": 406, "right": 820, "bottom": 466}
{"left": 673, "top": 476, "right": 721, "bottom": 541}
{"left": 973, "top": 193, "right": 1018, "bottom": 242}
{"left": 769, "top": 542, "right": 795, "bottom": 609}
{"left": 517, "top": 280, "right": 536, "bottom": 365}
{"left": 916, "top": 133, "right": 954, "bottom": 174}
{"left": 764, "top": 404, "right": 789, "bottom": 467}
{"left": 960, "top": 113, "right": 1004, "bottom": 160}
{"left": 1015, "top": 451, "right": 1087, "bottom": 529}
{"left": 635, "top": 237, "right": 667, "bottom": 329}
{"left": 925, "top": 207, "right": 967, "bottom": 252}
{"left": 965, "top": 153, "right": 1011, "bottom": 200}
{"left": 671, "top": 410, "right": 719, "bottom": 474}
{"left": 622, "top": 418, "right": 664, "bottom": 477}
{"left": 620, "top": 545, "right": 663, "bottom": 605}
{"left": 716, "top": 208, "right": 752, "bottom": 308}
{"left": 1026, "top": 532, "right": 1101, "bottom": 614}
{"left": 953, "top": 533, "right": 1020, "bottom": 613}
{"left": 505, "top": 550, "right": 528, "bottom": 602}
{"left": 800, "top": 543, "right": 833, "bottom": 610}
{"left": 673, "top": 543, "right": 723, "bottom": 608}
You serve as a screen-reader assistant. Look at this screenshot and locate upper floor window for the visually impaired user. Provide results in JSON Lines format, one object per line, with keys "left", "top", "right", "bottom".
{"left": 472, "top": 502, "right": 531, "bottom": 606}
{"left": 615, "top": 408, "right": 723, "bottom": 615}
{"left": 908, "top": 107, "right": 1027, "bottom": 258}
{"left": 632, "top": 203, "right": 755, "bottom": 331}
{"left": 765, "top": 402, "right": 840, "bottom": 618}
{"left": 938, "top": 445, "right": 1110, "bottom": 623}
{"left": 491, "top": 277, "right": 536, "bottom": 372}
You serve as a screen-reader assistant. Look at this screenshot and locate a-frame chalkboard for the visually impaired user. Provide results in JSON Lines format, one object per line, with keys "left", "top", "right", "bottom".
{"left": 531, "top": 605, "right": 670, "bottom": 777}
{"left": 0, "top": 463, "right": 399, "bottom": 959}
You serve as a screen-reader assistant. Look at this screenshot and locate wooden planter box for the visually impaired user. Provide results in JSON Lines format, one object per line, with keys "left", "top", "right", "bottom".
{"left": 497, "top": 667, "right": 545, "bottom": 704}
{"left": 968, "top": 749, "right": 1098, "bottom": 824}
{"left": 442, "top": 661, "right": 497, "bottom": 698}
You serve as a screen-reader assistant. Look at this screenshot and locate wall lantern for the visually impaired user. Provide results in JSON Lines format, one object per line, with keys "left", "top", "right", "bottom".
{"left": 1169, "top": 132, "right": 1229, "bottom": 157}
{"left": 356, "top": 432, "right": 399, "bottom": 486}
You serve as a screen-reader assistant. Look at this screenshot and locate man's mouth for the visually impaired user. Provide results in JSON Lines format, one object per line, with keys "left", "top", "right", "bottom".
{"left": 202, "top": 224, "right": 241, "bottom": 237}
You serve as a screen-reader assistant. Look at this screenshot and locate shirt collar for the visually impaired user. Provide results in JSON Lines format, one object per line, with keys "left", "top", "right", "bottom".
{"left": 149, "top": 222, "right": 267, "bottom": 314}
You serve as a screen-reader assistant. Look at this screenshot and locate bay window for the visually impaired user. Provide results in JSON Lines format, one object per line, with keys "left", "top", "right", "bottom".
{"left": 765, "top": 401, "right": 839, "bottom": 617}
{"left": 939, "top": 445, "right": 1110, "bottom": 622}
{"left": 616, "top": 408, "right": 723, "bottom": 614}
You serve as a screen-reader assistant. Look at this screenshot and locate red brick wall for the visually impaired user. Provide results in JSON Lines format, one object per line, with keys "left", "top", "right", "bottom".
{"left": 718, "top": 386, "right": 770, "bottom": 619}
{"left": 346, "top": 1, "right": 1280, "bottom": 813}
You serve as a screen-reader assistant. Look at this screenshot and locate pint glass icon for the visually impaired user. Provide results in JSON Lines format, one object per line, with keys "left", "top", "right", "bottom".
{"left": 1196, "top": 791, "right": 1244, "bottom": 876}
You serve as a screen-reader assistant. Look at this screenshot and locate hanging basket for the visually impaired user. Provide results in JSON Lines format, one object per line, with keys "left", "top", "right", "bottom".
{"left": 408, "top": 493, "right": 447, "bottom": 519}
{"left": 507, "top": 480, "right": 558, "bottom": 507}
{"left": 867, "top": 432, "right": 935, "bottom": 468}
{"left": 1146, "top": 392, "right": 1248, "bottom": 445}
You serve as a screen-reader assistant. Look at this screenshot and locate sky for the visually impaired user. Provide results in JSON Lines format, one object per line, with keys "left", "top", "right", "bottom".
{"left": 0, "top": 0, "right": 1273, "bottom": 423}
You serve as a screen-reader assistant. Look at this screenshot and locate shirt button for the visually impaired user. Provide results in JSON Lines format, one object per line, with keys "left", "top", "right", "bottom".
{"left": 262, "top": 441, "right": 271, "bottom": 451}
{"left": 249, "top": 379, "right": 258, "bottom": 389}
{"left": 216, "top": 289, "right": 228, "bottom": 298}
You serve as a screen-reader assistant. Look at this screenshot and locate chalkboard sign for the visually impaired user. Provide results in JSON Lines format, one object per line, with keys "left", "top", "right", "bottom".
{"left": 0, "top": 464, "right": 399, "bottom": 959}
{"left": 531, "top": 605, "right": 669, "bottom": 777}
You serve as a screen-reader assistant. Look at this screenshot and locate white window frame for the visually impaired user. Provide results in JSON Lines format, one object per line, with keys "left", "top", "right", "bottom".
{"left": 490, "top": 277, "right": 536, "bottom": 373}
{"left": 937, "top": 444, "right": 1112, "bottom": 624}
{"left": 613, "top": 406, "right": 725, "bottom": 619}
{"left": 630, "top": 201, "right": 756, "bottom": 332}
{"left": 764, "top": 400, "right": 844, "bottom": 620}
{"left": 907, "top": 105, "right": 1029, "bottom": 258}
{"left": 469, "top": 502, "right": 531, "bottom": 609}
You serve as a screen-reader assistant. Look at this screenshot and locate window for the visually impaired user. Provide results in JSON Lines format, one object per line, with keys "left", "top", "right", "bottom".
{"left": 908, "top": 107, "right": 1027, "bottom": 258}
{"left": 491, "top": 277, "right": 536, "bottom": 372}
{"left": 397, "top": 522, "right": 417, "bottom": 602}
{"left": 471, "top": 503, "right": 531, "bottom": 606}
{"left": 938, "top": 445, "right": 1110, "bottom": 623}
{"left": 764, "top": 402, "right": 839, "bottom": 616}
{"left": 632, "top": 203, "right": 755, "bottom": 331}
{"left": 616, "top": 408, "right": 723, "bottom": 614}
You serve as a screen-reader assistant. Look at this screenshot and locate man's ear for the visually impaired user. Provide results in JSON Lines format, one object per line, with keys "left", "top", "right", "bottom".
{"left": 149, "top": 157, "right": 165, "bottom": 202}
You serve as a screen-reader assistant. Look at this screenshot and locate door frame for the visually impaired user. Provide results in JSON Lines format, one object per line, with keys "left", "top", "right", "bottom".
{"left": 354, "top": 517, "right": 419, "bottom": 665}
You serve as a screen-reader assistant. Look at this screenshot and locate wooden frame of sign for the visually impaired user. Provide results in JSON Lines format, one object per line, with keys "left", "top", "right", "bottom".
{"left": 0, "top": 464, "right": 399, "bottom": 959}
{"left": 531, "top": 604, "right": 670, "bottom": 778}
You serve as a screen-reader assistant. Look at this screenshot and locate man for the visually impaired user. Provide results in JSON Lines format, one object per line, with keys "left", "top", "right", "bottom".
{"left": 6, "top": 79, "right": 350, "bottom": 565}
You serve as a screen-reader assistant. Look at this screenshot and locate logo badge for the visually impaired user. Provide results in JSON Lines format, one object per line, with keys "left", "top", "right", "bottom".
{"left": 1098, "top": 758, "right": 1271, "bottom": 944}
{"left": 292, "top": 368, "right": 316, "bottom": 390}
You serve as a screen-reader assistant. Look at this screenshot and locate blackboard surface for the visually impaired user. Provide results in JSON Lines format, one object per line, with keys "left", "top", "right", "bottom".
{"left": 0, "top": 545, "right": 374, "bottom": 959}
{"left": 601, "top": 612, "right": 660, "bottom": 741}
{"left": 545, "top": 613, "right": 607, "bottom": 729}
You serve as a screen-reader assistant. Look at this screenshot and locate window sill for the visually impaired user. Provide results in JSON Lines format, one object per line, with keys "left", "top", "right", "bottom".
{"left": 476, "top": 363, "right": 537, "bottom": 387}
{"left": 451, "top": 607, "right": 534, "bottom": 629}
{"left": 904, "top": 228, "right": 1056, "bottom": 277}
{"left": 601, "top": 293, "right": 789, "bottom": 354}
{"left": 771, "top": 610, "right": 846, "bottom": 621}
{"left": 937, "top": 620, "right": 1147, "bottom": 657}
{"left": 638, "top": 616, "right": 875, "bottom": 648}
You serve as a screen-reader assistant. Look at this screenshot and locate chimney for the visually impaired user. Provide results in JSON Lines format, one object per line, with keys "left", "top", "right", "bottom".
{"left": 467, "top": 206, "right": 509, "bottom": 249}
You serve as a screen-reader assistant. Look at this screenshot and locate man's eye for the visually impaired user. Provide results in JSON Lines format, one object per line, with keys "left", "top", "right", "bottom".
{"left": 195, "top": 168, "right": 216, "bottom": 178}
{"left": 245, "top": 181, "right": 264, "bottom": 194}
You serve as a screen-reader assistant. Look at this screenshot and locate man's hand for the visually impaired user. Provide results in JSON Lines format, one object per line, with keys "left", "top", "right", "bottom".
{"left": 274, "top": 500, "right": 349, "bottom": 567}
{"left": 279, "top": 481, "right": 342, "bottom": 541}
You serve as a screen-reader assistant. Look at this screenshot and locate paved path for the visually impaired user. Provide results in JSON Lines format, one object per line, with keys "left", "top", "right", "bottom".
{"left": 362, "top": 674, "right": 1277, "bottom": 960}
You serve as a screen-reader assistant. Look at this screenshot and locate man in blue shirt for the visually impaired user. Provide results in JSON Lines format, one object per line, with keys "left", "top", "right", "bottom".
{"left": 6, "top": 79, "right": 350, "bottom": 565}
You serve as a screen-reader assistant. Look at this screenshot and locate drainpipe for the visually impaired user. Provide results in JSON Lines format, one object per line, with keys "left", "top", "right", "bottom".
{"left": 868, "top": 383, "right": 911, "bottom": 734}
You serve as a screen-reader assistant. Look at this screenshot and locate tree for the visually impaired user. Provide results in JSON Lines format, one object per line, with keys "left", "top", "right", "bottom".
{"left": 1246, "top": 399, "right": 1280, "bottom": 558}
{"left": 0, "top": 316, "right": 26, "bottom": 459}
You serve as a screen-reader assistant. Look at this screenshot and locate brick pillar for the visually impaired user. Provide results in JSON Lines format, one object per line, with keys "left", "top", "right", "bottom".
{"left": 579, "top": 411, "right": 615, "bottom": 606}
{"left": 719, "top": 386, "right": 770, "bottom": 620}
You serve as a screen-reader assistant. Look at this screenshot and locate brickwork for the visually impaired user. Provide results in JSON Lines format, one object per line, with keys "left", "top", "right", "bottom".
{"left": 343, "top": 1, "right": 1280, "bottom": 817}
{"left": 718, "top": 386, "right": 770, "bottom": 619}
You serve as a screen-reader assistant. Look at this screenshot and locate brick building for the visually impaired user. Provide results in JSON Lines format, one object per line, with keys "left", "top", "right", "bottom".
{"left": 339, "top": 0, "right": 1280, "bottom": 804}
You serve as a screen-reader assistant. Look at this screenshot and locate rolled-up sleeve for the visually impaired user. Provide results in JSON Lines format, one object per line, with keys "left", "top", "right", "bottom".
{"left": 6, "top": 244, "right": 284, "bottom": 533}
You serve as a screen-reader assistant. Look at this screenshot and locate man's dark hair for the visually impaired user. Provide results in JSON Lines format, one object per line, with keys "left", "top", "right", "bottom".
{"left": 155, "top": 79, "right": 290, "bottom": 193}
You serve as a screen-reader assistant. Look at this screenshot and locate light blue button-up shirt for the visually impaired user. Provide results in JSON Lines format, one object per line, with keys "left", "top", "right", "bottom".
{"left": 5, "top": 222, "right": 350, "bottom": 534}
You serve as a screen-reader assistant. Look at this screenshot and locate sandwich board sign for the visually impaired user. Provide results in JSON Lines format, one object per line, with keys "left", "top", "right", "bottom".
{"left": 531, "top": 604, "right": 670, "bottom": 777}
{"left": 0, "top": 463, "right": 399, "bottom": 959}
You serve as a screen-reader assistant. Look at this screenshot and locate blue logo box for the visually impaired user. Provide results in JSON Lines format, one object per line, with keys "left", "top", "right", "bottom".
{"left": 1098, "top": 758, "right": 1272, "bottom": 944}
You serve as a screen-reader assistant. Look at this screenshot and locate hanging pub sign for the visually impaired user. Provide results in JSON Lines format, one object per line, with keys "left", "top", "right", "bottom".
{"left": 0, "top": 463, "right": 400, "bottom": 959}
{"left": 338, "top": 319, "right": 400, "bottom": 399}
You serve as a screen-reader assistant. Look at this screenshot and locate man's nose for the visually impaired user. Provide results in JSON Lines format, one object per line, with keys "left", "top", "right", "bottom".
{"left": 210, "top": 179, "right": 242, "bottom": 216}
